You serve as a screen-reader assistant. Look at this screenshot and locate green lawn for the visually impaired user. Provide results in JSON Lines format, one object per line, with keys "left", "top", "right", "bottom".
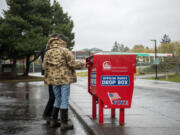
{"left": 148, "top": 73, "right": 180, "bottom": 83}
{"left": 76, "top": 71, "right": 88, "bottom": 77}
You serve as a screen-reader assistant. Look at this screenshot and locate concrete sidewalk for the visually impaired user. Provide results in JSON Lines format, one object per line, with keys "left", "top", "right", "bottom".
{"left": 70, "top": 77, "right": 180, "bottom": 135}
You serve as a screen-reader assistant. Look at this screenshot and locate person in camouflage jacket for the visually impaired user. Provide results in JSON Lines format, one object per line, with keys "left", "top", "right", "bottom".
{"left": 43, "top": 36, "right": 84, "bottom": 85}
{"left": 43, "top": 33, "right": 85, "bottom": 130}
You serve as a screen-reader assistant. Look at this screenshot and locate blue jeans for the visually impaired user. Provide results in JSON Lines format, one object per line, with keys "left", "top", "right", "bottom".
{"left": 52, "top": 84, "right": 70, "bottom": 109}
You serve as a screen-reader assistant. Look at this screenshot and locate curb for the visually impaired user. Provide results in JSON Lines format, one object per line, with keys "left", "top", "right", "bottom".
{"left": 69, "top": 100, "right": 100, "bottom": 135}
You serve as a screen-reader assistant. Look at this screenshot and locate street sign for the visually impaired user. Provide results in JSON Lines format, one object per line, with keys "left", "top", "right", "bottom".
{"left": 153, "top": 58, "right": 160, "bottom": 65}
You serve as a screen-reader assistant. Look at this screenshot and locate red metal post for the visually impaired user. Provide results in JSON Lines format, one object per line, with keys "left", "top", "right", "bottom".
{"left": 99, "top": 99, "right": 104, "bottom": 124}
{"left": 111, "top": 109, "right": 115, "bottom": 119}
{"left": 119, "top": 108, "right": 125, "bottom": 125}
{"left": 92, "top": 95, "right": 96, "bottom": 119}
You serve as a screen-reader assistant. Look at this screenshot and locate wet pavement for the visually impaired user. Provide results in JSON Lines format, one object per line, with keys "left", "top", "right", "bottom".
{"left": 1, "top": 73, "right": 180, "bottom": 135}
{"left": 0, "top": 82, "right": 89, "bottom": 135}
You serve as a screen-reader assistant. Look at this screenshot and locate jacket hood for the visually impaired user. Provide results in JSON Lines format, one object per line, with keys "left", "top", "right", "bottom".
{"left": 46, "top": 38, "right": 66, "bottom": 50}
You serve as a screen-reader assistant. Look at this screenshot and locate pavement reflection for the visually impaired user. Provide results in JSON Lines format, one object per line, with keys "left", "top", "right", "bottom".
{"left": 0, "top": 82, "right": 89, "bottom": 135}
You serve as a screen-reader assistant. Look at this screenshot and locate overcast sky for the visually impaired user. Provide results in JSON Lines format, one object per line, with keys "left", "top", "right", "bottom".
{"left": 1, "top": 0, "right": 180, "bottom": 51}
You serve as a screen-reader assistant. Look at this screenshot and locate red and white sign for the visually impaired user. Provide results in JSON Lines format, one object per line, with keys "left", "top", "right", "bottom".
{"left": 103, "top": 61, "right": 112, "bottom": 70}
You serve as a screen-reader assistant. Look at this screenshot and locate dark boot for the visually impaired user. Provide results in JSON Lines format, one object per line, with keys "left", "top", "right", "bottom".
{"left": 60, "top": 109, "right": 73, "bottom": 130}
{"left": 49, "top": 107, "right": 60, "bottom": 128}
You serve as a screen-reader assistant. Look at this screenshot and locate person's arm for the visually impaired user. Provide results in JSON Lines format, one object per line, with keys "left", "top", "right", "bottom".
{"left": 42, "top": 50, "right": 49, "bottom": 70}
{"left": 41, "top": 47, "right": 46, "bottom": 75}
{"left": 42, "top": 56, "right": 46, "bottom": 70}
{"left": 64, "top": 49, "right": 85, "bottom": 69}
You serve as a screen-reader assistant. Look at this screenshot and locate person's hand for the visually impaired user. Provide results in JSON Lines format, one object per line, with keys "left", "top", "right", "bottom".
{"left": 80, "top": 59, "right": 85, "bottom": 63}
{"left": 81, "top": 61, "right": 86, "bottom": 68}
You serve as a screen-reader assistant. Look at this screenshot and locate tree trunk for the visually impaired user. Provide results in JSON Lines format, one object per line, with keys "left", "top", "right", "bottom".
{"left": 11, "top": 59, "right": 17, "bottom": 77}
{"left": 24, "top": 55, "right": 30, "bottom": 76}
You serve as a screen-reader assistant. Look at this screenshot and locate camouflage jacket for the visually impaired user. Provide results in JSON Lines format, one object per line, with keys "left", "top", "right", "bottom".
{"left": 43, "top": 38, "right": 85, "bottom": 85}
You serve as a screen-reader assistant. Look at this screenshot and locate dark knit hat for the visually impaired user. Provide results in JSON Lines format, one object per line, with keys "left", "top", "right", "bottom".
{"left": 50, "top": 33, "right": 69, "bottom": 43}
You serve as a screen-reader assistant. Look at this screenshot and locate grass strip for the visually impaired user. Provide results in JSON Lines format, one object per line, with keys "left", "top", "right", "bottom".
{"left": 76, "top": 71, "right": 88, "bottom": 77}
{"left": 147, "top": 73, "right": 180, "bottom": 83}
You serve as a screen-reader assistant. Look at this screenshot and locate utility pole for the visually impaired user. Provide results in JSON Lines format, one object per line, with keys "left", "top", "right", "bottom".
{"left": 151, "top": 39, "right": 158, "bottom": 79}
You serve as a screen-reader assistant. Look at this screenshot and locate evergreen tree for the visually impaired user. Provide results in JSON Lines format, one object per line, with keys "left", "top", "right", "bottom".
{"left": 161, "top": 34, "right": 171, "bottom": 44}
{"left": 119, "top": 44, "right": 129, "bottom": 52}
{"left": 0, "top": 0, "right": 75, "bottom": 76}
{"left": 22, "top": 0, "right": 52, "bottom": 76}
{"left": 111, "top": 41, "right": 129, "bottom": 52}
{"left": 111, "top": 41, "right": 119, "bottom": 52}
{"left": 159, "top": 34, "right": 173, "bottom": 55}
{"left": 0, "top": 0, "right": 52, "bottom": 76}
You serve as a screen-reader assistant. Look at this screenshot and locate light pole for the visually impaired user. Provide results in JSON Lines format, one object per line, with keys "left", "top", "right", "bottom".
{"left": 151, "top": 39, "right": 158, "bottom": 79}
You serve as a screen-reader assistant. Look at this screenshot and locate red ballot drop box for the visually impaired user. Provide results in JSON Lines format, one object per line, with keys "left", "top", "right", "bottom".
{"left": 86, "top": 54, "right": 136, "bottom": 125}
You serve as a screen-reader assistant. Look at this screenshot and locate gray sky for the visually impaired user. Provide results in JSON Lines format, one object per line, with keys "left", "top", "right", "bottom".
{"left": 0, "top": 0, "right": 8, "bottom": 15}
{"left": 1, "top": 0, "right": 180, "bottom": 51}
